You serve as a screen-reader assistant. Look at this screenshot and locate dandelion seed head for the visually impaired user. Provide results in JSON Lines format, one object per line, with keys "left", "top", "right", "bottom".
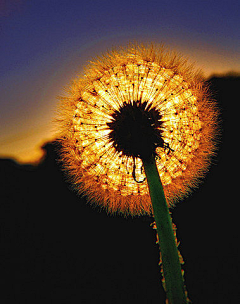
{"left": 57, "top": 43, "right": 219, "bottom": 216}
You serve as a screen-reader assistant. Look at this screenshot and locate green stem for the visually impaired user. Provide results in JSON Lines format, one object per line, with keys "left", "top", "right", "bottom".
{"left": 142, "top": 155, "right": 187, "bottom": 304}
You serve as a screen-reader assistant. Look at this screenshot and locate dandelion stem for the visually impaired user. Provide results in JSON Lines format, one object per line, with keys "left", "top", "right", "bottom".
{"left": 142, "top": 154, "right": 187, "bottom": 304}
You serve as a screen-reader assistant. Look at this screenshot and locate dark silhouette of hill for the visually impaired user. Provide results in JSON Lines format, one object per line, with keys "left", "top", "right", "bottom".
{"left": 0, "top": 76, "right": 239, "bottom": 303}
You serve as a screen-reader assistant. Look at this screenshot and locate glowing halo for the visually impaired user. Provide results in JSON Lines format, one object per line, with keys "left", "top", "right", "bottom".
{"left": 57, "top": 43, "right": 218, "bottom": 216}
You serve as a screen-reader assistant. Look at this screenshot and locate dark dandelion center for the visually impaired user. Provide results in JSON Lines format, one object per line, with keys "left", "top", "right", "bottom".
{"left": 107, "top": 100, "right": 165, "bottom": 159}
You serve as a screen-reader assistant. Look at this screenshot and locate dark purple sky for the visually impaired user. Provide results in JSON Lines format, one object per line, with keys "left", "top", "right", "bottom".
{"left": 0, "top": 0, "right": 239, "bottom": 162}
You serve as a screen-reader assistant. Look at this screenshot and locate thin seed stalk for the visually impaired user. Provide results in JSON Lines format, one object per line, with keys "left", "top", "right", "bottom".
{"left": 142, "top": 154, "right": 187, "bottom": 304}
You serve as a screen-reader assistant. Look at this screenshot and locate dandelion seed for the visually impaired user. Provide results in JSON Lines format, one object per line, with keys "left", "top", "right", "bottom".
{"left": 57, "top": 43, "right": 218, "bottom": 216}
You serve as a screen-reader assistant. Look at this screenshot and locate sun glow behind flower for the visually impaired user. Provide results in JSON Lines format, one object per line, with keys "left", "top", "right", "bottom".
{"left": 58, "top": 44, "right": 218, "bottom": 216}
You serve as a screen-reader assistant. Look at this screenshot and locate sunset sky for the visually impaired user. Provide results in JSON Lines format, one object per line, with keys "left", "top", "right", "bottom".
{"left": 1, "top": 0, "right": 239, "bottom": 163}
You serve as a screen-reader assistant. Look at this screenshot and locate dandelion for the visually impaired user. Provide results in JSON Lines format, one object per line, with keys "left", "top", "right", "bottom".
{"left": 58, "top": 44, "right": 217, "bottom": 215}
{"left": 57, "top": 43, "right": 219, "bottom": 303}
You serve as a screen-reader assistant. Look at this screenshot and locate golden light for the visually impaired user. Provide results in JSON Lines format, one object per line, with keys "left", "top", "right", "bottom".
{"left": 58, "top": 44, "right": 218, "bottom": 216}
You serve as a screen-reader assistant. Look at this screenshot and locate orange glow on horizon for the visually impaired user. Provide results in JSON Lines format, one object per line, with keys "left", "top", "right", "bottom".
{"left": 0, "top": 127, "right": 55, "bottom": 164}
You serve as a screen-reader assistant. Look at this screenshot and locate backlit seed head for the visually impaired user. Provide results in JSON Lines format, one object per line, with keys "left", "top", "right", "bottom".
{"left": 57, "top": 43, "right": 219, "bottom": 216}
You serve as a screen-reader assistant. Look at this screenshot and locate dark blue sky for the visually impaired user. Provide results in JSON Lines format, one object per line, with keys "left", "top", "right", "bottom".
{"left": 0, "top": 0, "right": 239, "bottom": 162}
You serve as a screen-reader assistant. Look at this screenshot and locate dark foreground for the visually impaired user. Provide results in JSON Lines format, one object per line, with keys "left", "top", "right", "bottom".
{"left": 0, "top": 76, "right": 239, "bottom": 303}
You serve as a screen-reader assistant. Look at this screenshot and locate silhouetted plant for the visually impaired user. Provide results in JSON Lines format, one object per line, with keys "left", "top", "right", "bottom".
{"left": 57, "top": 43, "right": 219, "bottom": 303}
